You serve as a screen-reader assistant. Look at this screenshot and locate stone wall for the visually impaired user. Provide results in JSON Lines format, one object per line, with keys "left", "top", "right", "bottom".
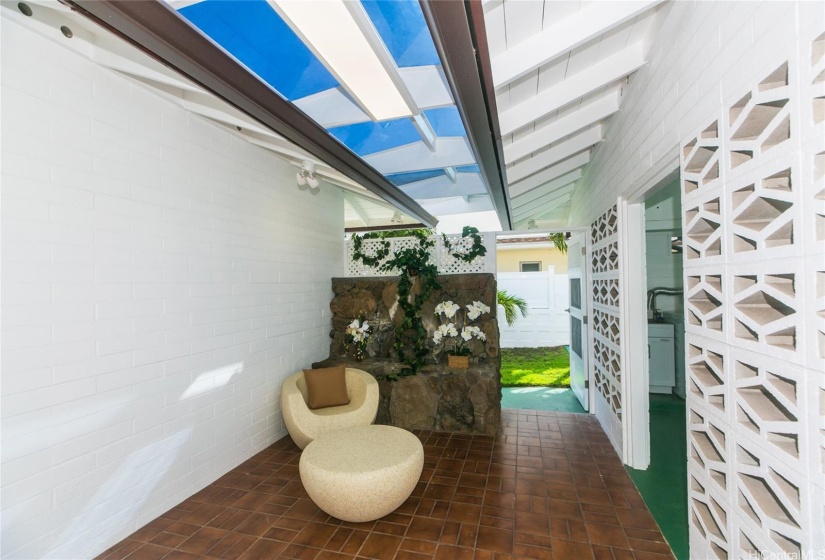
{"left": 316, "top": 274, "right": 501, "bottom": 435}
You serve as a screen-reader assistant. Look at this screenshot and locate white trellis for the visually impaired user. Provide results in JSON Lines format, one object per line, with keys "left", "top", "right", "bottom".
{"left": 345, "top": 232, "right": 497, "bottom": 276}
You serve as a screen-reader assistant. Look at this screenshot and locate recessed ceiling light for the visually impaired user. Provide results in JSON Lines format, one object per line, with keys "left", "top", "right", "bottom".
{"left": 60, "top": 25, "right": 73, "bottom": 39}
{"left": 18, "top": 2, "right": 32, "bottom": 16}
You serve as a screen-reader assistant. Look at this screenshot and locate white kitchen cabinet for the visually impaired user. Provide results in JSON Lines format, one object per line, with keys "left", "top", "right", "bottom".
{"left": 648, "top": 323, "right": 675, "bottom": 393}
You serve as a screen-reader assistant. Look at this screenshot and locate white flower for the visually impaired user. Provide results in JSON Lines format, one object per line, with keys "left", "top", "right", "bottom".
{"left": 435, "top": 301, "right": 460, "bottom": 319}
{"left": 460, "top": 325, "right": 487, "bottom": 343}
{"left": 346, "top": 318, "right": 370, "bottom": 343}
{"left": 433, "top": 322, "right": 457, "bottom": 344}
{"left": 466, "top": 301, "right": 491, "bottom": 321}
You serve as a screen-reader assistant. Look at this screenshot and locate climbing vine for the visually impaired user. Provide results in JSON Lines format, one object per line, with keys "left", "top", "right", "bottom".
{"left": 350, "top": 234, "right": 390, "bottom": 268}
{"left": 442, "top": 226, "right": 487, "bottom": 262}
{"left": 349, "top": 227, "right": 486, "bottom": 379}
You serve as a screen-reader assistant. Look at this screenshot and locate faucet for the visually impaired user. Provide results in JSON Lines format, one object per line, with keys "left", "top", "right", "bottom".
{"left": 647, "top": 287, "right": 684, "bottom": 321}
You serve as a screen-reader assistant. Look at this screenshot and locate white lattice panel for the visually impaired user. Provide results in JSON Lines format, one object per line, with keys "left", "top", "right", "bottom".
{"left": 439, "top": 235, "right": 488, "bottom": 274}
{"left": 684, "top": 43, "right": 825, "bottom": 558}
{"left": 344, "top": 233, "right": 494, "bottom": 277}
{"left": 590, "top": 205, "right": 623, "bottom": 452}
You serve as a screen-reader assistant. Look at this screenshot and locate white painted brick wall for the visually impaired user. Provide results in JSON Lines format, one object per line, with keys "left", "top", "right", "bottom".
{"left": 1, "top": 15, "right": 343, "bottom": 559}
{"left": 572, "top": 2, "right": 816, "bottom": 225}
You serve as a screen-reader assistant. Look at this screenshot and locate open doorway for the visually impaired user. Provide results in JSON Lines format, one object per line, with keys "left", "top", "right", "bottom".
{"left": 625, "top": 175, "right": 689, "bottom": 559}
{"left": 495, "top": 231, "right": 586, "bottom": 413}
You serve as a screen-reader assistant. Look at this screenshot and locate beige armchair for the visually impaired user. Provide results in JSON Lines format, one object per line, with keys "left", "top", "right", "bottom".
{"left": 281, "top": 367, "right": 379, "bottom": 450}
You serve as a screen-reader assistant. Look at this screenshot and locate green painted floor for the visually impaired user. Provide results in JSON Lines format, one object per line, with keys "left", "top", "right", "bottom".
{"left": 626, "top": 394, "right": 689, "bottom": 560}
{"left": 501, "top": 387, "right": 586, "bottom": 413}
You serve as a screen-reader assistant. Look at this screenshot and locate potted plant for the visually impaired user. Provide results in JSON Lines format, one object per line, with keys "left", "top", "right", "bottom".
{"left": 344, "top": 314, "right": 371, "bottom": 361}
{"left": 433, "top": 300, "right": 490, "bottom": 369}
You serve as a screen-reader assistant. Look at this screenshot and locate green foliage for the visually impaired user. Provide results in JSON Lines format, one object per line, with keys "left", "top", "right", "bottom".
{"left": 497, "top": 290, "right": 528, "bottom": 326}
{"left": 549, "top": 232, "right": 568, "bottom": 254}
{"left": 350, "top": 228, "right": 434, "bottom": 268}
{"left": 442, "top": 226, "right": 487, "bottom": 262}
{"left": 350, "top": 227, "right": 487, "bottom": 379}
{"left": 381, "top": 234, "right": 439, "bottom": 378}
{"left": 500, "top": 347, "right": 570, "bottom": 387}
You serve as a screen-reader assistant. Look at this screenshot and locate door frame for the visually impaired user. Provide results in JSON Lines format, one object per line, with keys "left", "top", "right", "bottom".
{"left": 494, "top": 227, "right": 595, "bottom": 414}
{"left": 618, "top": 198, "right": 650, "bottom": 469}
{"left": 619, "top": 159, "right": 680, "bottom": 469}
{"left": 567, "top": 231, "right": 590, "bottom": 412}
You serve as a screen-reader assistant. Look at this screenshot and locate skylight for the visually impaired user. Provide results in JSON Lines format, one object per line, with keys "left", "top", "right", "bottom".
{"left": 173, "top": 0, "right": 493, "bottom": 220}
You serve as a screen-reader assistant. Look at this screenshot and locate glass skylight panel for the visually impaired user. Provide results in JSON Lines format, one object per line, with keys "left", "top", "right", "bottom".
{"left": 172, "top": 0, "right": 488, "bottom": 210}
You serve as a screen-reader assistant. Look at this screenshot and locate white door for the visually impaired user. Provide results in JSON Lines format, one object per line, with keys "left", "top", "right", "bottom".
{"left": 568, "top": 233, "right": 589, "bottom": 411}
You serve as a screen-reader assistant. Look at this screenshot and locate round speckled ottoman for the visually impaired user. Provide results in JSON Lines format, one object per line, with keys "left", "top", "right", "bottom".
{"left": 299, "top": 424, "right": 424, "bottom": 522}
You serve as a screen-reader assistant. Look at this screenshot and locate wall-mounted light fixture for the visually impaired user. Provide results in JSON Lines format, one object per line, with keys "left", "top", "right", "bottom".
{"left": 527, "top": 219, "right": 537, "bottom": 230}
{"left": 390, "top": 211, "right": 403, "bottom": 224}
{"left": 296, "top": 161, "right": 320, "bottom": 190}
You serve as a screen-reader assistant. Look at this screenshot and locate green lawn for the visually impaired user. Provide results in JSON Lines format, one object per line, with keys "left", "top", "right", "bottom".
{"left": 500, "top": 346, "right": 570, "bottom": 387}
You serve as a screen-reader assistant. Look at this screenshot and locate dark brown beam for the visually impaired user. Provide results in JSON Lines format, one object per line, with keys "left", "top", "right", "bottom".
{"left": 419, "top": 0, "right": 512, "bottom": 230}
{"left": 61, "top": 0, "right": 438, "bottom": 228}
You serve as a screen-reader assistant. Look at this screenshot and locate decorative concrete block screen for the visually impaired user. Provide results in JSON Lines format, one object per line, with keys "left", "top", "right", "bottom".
{"left": 345, "top": 232, "right": 497, "bottom": 276}
{"left": 589, "top": 205, "right": 623, "bottom": 453}
{"left": 682, "top": 46, "right": 825, "bottom": 559}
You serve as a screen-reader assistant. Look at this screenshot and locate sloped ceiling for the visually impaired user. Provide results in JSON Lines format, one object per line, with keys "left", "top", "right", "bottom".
{"left": 483, "top": 0, "right": 665, "bottom": 229}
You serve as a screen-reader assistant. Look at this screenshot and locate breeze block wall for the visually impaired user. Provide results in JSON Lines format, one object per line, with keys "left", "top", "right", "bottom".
{"left": 317, "top": 274, "right": 501, "bottom": 435}
{"left": 569, "top": 2, "right": 824, "bottom": 557}
{"left": 589, "top": 205, "right": 623, "bottom": 456}
{"left": 1, "top": 15, "right": 343, "bottom": 559}
{"left": 680, "top": 48, "right": 825, "bottom": 558}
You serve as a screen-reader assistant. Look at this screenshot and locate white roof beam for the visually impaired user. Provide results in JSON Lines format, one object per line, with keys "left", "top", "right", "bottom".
{"left": 513, "top": 184, "right": 577, "bottom": 219}
{"left": 513, "top": 197, "right": 570, "bottom": 223}
{"left": 345, "top": 195, "right": 371, "bottom": 227}
{"left": 165, "top": 0, "right": 206, "bottom": 8}
{"left": 420, "top": 196, "right": 494, "bottom": 216}
{"left": 492, "top": 1, "right": 660, "bottom": 88}
{"left": 444, "top": 167, "right": 458, "bottom": 183}
{"left": 401, "top": 173, "right": 486, "bottom": 199}
{"left": 511, "top": 170, "right": 581, "bottom": 208}
{"left": 364, "top": 137, "right": 474, "bottom": 175}
{"left": 411, "top": 114, "right": 437, "bottom": 151}
{"left": 499, "top": 42, "right": 646, "bottom": 136}
{"left": 504, "top": 91, "right": 619, "bottom": 163}
{"left": 507, "top": 126, "right": 602, "bottom": 184}
{"left": 180, "top": 91, "right": 273, "bottom": 136}
{"left": 523, "top": 201, "right": 573, "bottom": 223}
{"left": 516, "top": 202, "right": 570, "bottom": 229}
{"left": 513, "top": 195, "right": 570, "bottom": 224}
{"left": 508, "top": 151, "right": 590, "bottom": 198}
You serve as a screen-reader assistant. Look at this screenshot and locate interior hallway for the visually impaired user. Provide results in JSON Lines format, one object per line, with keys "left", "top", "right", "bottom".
{"left": 96, "top": 410, "right": 673, "bottom": 560}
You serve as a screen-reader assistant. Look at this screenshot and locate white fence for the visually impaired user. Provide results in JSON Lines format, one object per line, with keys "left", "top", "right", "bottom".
{"left": 345, "top": 232, "right": 497, "bottom": 276}
{"left": 497, "top": 269, "right": 570, "bottom": 348}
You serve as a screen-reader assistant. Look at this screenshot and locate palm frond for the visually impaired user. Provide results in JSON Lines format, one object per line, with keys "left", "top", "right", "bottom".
{"left": 497, "top": 290, "right": 528, "bottom": 326}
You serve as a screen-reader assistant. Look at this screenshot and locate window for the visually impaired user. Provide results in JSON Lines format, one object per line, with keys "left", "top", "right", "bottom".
{"left": 520, "top": 261, "right": 541, "bottom": 272}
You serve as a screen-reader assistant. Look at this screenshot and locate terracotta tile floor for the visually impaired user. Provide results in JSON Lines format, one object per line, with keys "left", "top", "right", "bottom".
{"left": 96, "top": 410, "right": 675, "bottom": 560}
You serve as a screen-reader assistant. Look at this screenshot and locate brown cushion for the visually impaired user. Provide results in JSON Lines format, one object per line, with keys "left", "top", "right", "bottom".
{"left": 303, "top": 366, "right": 350, "bottom": 410}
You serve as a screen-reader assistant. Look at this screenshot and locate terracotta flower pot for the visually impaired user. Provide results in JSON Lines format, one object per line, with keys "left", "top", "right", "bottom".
{"left": 448, "top": 354, "right": 469, "bottom": 369}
